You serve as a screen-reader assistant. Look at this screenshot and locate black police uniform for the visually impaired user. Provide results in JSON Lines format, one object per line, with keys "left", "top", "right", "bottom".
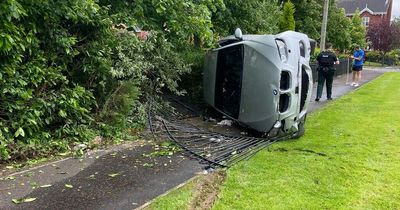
{"left": 315, "top": 50, "right": 338, "bottom": 101}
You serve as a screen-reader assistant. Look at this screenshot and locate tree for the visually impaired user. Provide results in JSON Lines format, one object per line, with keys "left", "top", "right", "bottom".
{"left": 327, "top": 6, "right": 352, "bottom": 52}
{"left": 212, "top": 0, "right": 280, "bottom": 36}
{"left": 391, "top": 18, "right": 400, "bottom": 49}
{"left": 279, "top": 0, "right": 296, "bottom": 32}
{"left": 367, "top": 21, "right": 400, "bottom": 65}
{"left": 350, "top": 9, "right": 367, "bottom": 48}
{"left": 99, "top": 0, "right": 225, "bottom": 48}
{"left": 291, "top": 0, "right": 322, "bottom": 40}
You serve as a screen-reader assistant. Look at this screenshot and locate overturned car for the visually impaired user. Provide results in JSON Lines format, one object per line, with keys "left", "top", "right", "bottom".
{"left": 203, "top": 29, "right": 314, "bottom": 138}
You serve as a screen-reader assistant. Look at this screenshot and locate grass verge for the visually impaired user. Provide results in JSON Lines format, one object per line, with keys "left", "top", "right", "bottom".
{"left": 214, "top": 72, "right": 400, "bottom": 209}
{"left": 145, "top": 170, "right": 226, "bottom": 210}
{"left": 363, "top": 61, "right": 391, "bottom": 67}
{"left": 146, "top": 72, "right": 400, "bottom": 209}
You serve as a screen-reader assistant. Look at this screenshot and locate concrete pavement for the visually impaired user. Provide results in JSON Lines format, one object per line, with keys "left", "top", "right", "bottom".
{"left": 0, "top": 141, "right": 204, "bottom": 210}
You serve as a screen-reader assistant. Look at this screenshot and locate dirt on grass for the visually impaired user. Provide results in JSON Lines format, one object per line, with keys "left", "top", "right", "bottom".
{"left": 188, "top": 170, "right": 227, "bottom": 210}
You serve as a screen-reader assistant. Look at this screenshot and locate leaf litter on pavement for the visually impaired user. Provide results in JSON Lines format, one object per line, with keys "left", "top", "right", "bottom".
{"left": 108, "top": 172, "right": 122, "bottom": 178}
{"left": 12, "top": 197, "right": 37, "bottom": 204}
{"left": 64, "top": 184, "right": 73, "bottom": 188}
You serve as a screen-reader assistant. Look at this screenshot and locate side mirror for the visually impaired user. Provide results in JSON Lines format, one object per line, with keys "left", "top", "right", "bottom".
{"left": 309, "top": 39, "right": 316, "bottom": 55}
{"left": 234, "top": 28, "right": 243, "bottom": 40}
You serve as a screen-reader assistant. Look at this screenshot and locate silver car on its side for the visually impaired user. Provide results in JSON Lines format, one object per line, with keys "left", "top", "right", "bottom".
{"left": 203, "top": 29, "right": 314, "bottom": 138}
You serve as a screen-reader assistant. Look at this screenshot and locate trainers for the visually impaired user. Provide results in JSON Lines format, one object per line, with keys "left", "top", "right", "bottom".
{"left": 354, "top": 83, "right": 359, "bottom": 87}
{"left": 351, "top": 82, "right": 355, "bottom": 86}
{"left": 315, "top": 98, "right": 320, "bottom": 102}
{"left": 327, "top": 98, "right": 333, "bottom": 100}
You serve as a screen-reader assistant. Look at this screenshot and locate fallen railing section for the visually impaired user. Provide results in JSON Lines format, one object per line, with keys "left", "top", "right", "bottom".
{"left": 147, "top": 98, "right": 284, "bottom": 168}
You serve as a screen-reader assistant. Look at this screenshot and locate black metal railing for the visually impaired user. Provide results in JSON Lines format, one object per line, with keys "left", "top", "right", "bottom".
{"left": 310, "top": 58, "right": 352, "bottom": 82}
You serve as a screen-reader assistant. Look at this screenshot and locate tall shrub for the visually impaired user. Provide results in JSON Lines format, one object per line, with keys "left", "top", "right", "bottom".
{"left": 279, "top": 0, "right": 296, "bottom": 32}
{"left": 350, "top": 9, "right": 367, "bottom": 48}
{"left": 212, "top": 0, "right": 280, "bottom": 35}
{"left": 327, "top": 7, "right": 352, "bottom": 52}
{"left": 0, "top": 0, "right": 113, "bottom": 160}
{"left": 292, "top": 0, "right": 322, "bottom": 40}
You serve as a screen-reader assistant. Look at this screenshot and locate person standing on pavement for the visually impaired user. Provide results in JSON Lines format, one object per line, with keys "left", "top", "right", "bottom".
{"left": 350, "top": 45, "right": 364, "bottom": 87}
{"left": 315, "top": 43, "right": 340, "bottom": 101}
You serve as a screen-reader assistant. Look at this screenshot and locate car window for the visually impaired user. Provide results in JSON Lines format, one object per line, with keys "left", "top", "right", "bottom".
{"left": 299, "top": 41, "right": 305, "bottom": 57}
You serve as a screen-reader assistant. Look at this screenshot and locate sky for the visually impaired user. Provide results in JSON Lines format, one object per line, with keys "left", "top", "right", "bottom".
{"left": 393, "top": 0, "right": 400, "bottom": 20}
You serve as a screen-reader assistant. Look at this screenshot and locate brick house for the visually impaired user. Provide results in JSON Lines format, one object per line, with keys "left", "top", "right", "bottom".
{"left": 336, "top": 0, "right": 393, "bottom": 27}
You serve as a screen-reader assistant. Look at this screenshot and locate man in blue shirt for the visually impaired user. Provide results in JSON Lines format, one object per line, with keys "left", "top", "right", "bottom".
{"left": 350, "top": 46, "right": 364, "bottom": 87}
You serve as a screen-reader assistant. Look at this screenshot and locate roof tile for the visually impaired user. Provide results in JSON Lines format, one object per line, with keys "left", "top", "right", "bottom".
{"left": 336, "top": 0, "right": 390, "bottom": 14}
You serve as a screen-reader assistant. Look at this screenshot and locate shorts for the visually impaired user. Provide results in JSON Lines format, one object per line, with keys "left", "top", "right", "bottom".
{"left": 352, "top": 65, "right": 363, "bottom": 71}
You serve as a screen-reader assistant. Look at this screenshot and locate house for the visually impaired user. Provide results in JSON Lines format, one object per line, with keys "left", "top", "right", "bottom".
{"left": 336, "top": 0, "right": 393, "bottom": 27}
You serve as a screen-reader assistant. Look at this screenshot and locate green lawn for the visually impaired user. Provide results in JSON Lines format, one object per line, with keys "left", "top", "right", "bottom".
{"left": 363, "top": 61, "right": 391, "bottom": 67}
{"left": 146, "top": 180, "right": 195, "bottom": 209}
{"left": 149, "top": 72, "right": 400, "bottom": 210}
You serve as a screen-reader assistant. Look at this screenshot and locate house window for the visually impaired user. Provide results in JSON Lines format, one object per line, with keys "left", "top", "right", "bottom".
{"left": 362, "top": 17, "right": 370, "bottom": 26}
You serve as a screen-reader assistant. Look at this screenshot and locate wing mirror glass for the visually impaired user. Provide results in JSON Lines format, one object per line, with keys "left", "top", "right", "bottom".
{"left": 234, "top": 28, "right": 243, "bottom": 40}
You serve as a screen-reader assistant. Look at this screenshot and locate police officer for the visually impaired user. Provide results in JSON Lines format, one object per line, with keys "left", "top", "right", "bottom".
{"left": 315, "top": 43, "right": 339, "bottom": 101}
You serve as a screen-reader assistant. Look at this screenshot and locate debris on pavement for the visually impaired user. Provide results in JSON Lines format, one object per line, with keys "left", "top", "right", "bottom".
{"left": 217, "top": 119, "right": 233, "bottom": 126}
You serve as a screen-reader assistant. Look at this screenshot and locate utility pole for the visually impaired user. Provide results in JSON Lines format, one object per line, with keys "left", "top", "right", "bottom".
{"left": 320, "top": 0, "right": 329, "bottom": 51}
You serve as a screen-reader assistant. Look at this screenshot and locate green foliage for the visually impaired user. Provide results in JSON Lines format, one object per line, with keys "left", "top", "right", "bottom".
{"left": 367, "top": 51, "right": 381, "bottom": 62}
{"left": 1, "top": 0, "right": 203, "bottom": 161}
{"left": 292, "top": 0, "right": 322, "bottom": 40}
{"left": 212, "top": 0, "right": 280, "bottom": 35}
{"left": 388, "top": 49, "right": 400, "bottom": 65}
{"left": 350, "top": 9, "right": 367, "bottom": 48}
{"left": 336, "top": 52, "right": 350, "bottom": 60}
{"left": 98, "top": 0, "right": 206, "bottom": 94}
{"left": 99, "top": 0, "right": 224, "bottom": 48}
{"left": 109, "top": 30, "right": 151, "bottom": 82}
{"left": 99, "top": 80, "right": 142, "bottom": 131}
{"left": 310, "top": 47, "right": 321, "bottom": 62}
{"left": 392, "top": 19, "right": 400, "bottom": 49}
{"left": 0, "top": 0, "right": 112, "bottom": 161}
{"left": 144, "top": 141, "right": 182, "bottom": 158}
{"left": 100, "top": 30, "right": 148, "bottom": 131}
{"left": 143, "top": 33, "right": 191, "bottom": 95}
{"left": 178, "top": 47, "right": 207, "bottom": 101}
{"left": 367, "top": 50, "right": 399, "bottom": 66}
{"left": 327, "top": 7, "right": 352, "bottom": 52}
{"left": 279, "top": 0, "right": 296, "bottom": 32}
{"left": 98, "top": 31, "right": 192, "bottom": 134}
